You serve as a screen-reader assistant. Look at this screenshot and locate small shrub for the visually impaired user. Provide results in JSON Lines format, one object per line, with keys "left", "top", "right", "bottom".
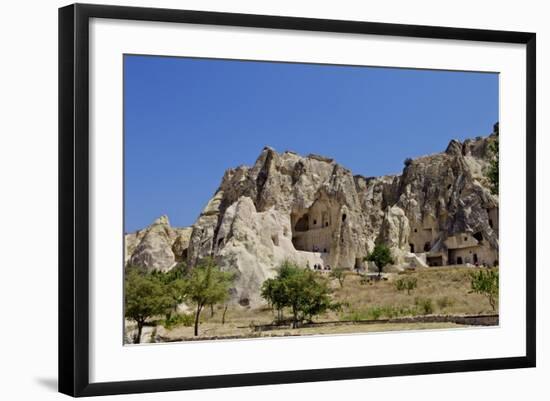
{"left": 395, "top": 277, "right": 418, "bottom": 295}
{"left": 341, "top": 310, "right": 369, "bottom": 322}
{"left": 330, "top": 268, "right": 347, "bottom": 288}
{"left": 380, "top": 306, "right": 399, "bottom": 319}
{"left": 437, "top": 296, "right": 455, "bottom": 310}
{"left": 404, "top": 158, "right": 413, "bottom": 167}
{"left": 415, "top": 297, "right": 434, "bottom": 315}
{"left": 367, "top": 307, "right": 383, "bottom": 320}
{"left": 163, "top": 313, "right": 194, "bottom": 329}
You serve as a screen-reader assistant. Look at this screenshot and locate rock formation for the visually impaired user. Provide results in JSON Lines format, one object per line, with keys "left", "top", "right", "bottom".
{"left": 126, "top": 215, "right": 192, "bottom": 273}
{"left": 125, "top": 128, "right": 499, "bottom": 306}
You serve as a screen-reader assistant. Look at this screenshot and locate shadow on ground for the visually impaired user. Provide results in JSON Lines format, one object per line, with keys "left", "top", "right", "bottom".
{"left": 35, "top": 377, "right": 57, "bottom": 392}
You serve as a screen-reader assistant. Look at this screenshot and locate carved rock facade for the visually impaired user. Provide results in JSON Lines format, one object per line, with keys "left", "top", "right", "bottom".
{"left": 125, "top": 130, "right": 499, "bottom": 305}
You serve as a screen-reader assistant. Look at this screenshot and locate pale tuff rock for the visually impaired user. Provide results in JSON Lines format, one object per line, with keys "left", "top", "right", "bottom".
{"left": 126, "top": 215, "right": 192, "bottom": 273}
{"left": 171, "top": 227, "right": 193, "bottom": 262}
{"left": 379, "top": 206, "right": 410, "bottom": 252}
{"left": 125, "top": 130, "right": 499, "bottom": 306}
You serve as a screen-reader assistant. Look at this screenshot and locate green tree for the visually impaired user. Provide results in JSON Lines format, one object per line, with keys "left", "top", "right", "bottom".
{"left": 261, "top": 261, "right": 340, "bottom": 328}
{"left": 149, "top": 263, "right": 189, "bottom": 322}
{"left": 486, "top": 125, "right": 499, "bottom": 195}
{"left": 330, "top": 267, "right": 347, "bottom": 288}
{"left": 261, "top": 277, "right": 286, "bottom": 322}
{"left": 124, "top": 270, "right": 173, "bottom": 344}
{"left": 365, "top": 244, "right": 394, "bottom": 276}
{"left": 469, "top": 269, "right": 499, "bottom": 311}
{"left": 184, "top": 257, "right": 234, "bottom": 336}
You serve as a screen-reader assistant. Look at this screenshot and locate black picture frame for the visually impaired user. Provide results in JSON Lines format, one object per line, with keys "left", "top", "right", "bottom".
{"left": 59, "top": 3, "right": 536, "bottom": 397}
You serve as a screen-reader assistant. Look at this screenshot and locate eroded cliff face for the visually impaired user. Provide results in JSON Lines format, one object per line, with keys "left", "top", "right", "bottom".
{"left": 125, "top": 216, "right": 192, "bottom": 273}
{"left": 125, "top": 130, "right": 499, "bottom": 306}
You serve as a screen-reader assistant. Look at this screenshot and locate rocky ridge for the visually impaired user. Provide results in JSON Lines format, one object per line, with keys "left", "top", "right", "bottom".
{"left": 125, "top": 128, "right": 499, "bottom": 306}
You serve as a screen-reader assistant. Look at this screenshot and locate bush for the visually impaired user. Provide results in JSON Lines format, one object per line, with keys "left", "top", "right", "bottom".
{"left": 395, "top": 276, "right": 418, "bottom": 295}
{"left": 330, "top": 268, "right": 347, "bottom": 288}
{"left": 163, "top": 313, "right": 194, "bottom": 329}
{"left": 341, "top": 310, "right": 370, "bottom": 322}
{"left": 341, "top": 304, "right": 422, "bottom": 322}
{"left": 436, "top": 296, "right": 455, "bottom": 310}
{"left": 404, "top": 158, "right": 413, "bottom": 167}
{"left": 367, "top": 307, "right": 383, "bottom": 320}
{"left": 415, "top": 297, "right": 434, "bottom": 315}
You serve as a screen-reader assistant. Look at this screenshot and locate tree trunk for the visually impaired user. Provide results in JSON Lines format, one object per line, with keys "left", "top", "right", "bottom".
{"left": 222, "top": 304, "right": 228, "bottom": 325}
{"left": 292, "top": 306, "right": 298, "bottom": 329}
{"left": 135, "top": 321, "right": 143, "bottom": 344}
{"left": 210, "top": 304, "right": 214, "bottom": 317}
{"left": 194, "top": 304, "right": 203, "bottom": 336}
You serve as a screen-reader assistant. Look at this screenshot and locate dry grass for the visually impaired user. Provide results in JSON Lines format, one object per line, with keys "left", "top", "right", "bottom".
{"left": 139, "top": 267, "right": 498, "bottom": 342}
{"left": 331, "top": 267, "right": 499, "bottom": 320}
{"left": 158, "top": 321, "right": 463, "bottom": 341}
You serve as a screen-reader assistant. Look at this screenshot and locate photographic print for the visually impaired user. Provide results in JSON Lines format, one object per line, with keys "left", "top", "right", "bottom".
{"left": 123, "top": 55, "right": 500, "bottom": 344}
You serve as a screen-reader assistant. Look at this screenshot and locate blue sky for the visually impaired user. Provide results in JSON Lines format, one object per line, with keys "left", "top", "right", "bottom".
{"left": 124, "top": 55, "right": 498, "bottom": 232}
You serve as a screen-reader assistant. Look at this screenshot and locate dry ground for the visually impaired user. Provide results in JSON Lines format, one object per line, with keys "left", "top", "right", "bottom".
{"left": 129, "top": 266, "right": 498, "bottom": 343}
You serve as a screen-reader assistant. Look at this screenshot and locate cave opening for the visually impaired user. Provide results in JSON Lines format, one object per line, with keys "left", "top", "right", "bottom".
{"left": 294, "top": 214, "right": 309, "bottom": 232}
{"left": 291, "top": 207, "right": 333, "bottom": 253}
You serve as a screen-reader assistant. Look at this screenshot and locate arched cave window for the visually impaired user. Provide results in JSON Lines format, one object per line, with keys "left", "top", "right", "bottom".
{"left": 457, "top": 256, "right": 463, "bottom": 264}
{"left": 409, "top": 243, "right": 415, "bottom": 253}
{"left": 342, "top": 214, "right": 347, "bottom": 222}
{"left": 217, "top": 237, "right": 224, "bottom": 247}
{"left": 294, "top": 214, "right": 309, "bottom": 232}
{"left": 473, "top": 232, "right": 483, "bottom": 242}
{"left": 424, "top": 242, "right": 431, "bottom": 252}
{"left": 489, "top": 219, "right": 493, "bottom": 228}
{"left": 313, "top": 219, "right": 317, "bottom": 225}
{"left": 464, "top": 236, "right": 468, "bottom": 242}
{"left": 414, "top": 228, "right": 418, "bottom": 233}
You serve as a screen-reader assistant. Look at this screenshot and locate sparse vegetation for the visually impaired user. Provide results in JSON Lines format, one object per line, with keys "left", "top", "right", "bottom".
{"left": 414, "top": 297, "right": 434, "bottom": 315}
{"left": 330, "top": 267, "right": 347, "bottom": 288}
{"left": 163, "top": 313, "right": 194, "bottom": 329}
{"left": 436, "top": 296, "right": 455, "bottom": 310}
{"left": 127, "top": 265, "right": 499, "bottom": 341}
{"left": 395, "top": 276, "right": 418, "bottom": 295}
